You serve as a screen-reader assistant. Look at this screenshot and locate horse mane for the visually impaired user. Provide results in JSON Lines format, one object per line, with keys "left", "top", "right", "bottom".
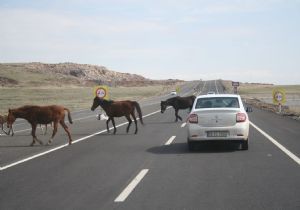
{"left": 101, "top": 99, "right": 114, "bottom": 105}
{"left": 106, "top": 99, "right": 114, "bottom": 104}
{"left": 164, "top": 95, "right": 196, "bottom": 106}
{"left": 166, "top": 96, "right": 178, "bottom": 103}
{"left": 167, "top": 95, "right": 195, "bottom": 101}
{"left": 11, "top": 105, "right": 39, "bottom": 112}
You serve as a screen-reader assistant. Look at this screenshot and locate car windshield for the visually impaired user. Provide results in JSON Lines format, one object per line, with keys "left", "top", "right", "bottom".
{"left": 195, "top": 97, "right": 239, "bottom": 108}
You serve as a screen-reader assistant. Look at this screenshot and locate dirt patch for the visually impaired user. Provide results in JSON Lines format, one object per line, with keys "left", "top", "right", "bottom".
{"left": 221, "top": 80, "right": 300, "bottom": 121}
{"left": 243, "top": 96, "right": 300, "bottom": 121}
{"left": 0, "top": 76, "right": 18, "bottom": 86}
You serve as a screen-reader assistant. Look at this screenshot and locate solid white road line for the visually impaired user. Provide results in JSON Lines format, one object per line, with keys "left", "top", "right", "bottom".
{"left": 0, "top": 110, "right": 162, "bottom": 171}
{"left": 215, "top": 80, "right": 219, "bottom": 94}
{"left": 11, "top": 114, "right": 97, "bottom": 134}
{"left": 114, "top": 169, "right": 149, "bottom": 202}
{"left": 201, "top": 81, "right": 206, "bottom": 93}
{"left": 0, "top": 143, "right": 69, "bottom": 170}
{"left": 250, "top": 121, "right": 300, "bottom": 166}
{"left": 165, "top": 136, "right": 176, "bottom": 145}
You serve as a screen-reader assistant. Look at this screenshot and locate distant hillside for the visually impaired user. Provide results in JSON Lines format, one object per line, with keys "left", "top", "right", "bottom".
{"left": 0, "top": 62, "right": 182, "bottom": 87}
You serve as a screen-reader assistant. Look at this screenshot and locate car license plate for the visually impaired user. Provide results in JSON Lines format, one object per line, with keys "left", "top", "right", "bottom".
{"left": 207, "top": 131, "right": 228, "bottom": 137}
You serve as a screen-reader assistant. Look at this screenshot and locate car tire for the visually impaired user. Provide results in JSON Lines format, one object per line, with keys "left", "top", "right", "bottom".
{"left": 187, "top": 140, "right": 196, "bottom": 151}
{"left": 240, "top": 140, "right": 248, "bottom": 150}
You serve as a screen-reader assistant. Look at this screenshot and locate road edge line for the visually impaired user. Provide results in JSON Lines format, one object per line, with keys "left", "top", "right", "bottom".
{"left": 250, "top": 121, "right": 300, "bottom": 166}
{"left": 0, "top": 110, "right": 162, "bottom": 171}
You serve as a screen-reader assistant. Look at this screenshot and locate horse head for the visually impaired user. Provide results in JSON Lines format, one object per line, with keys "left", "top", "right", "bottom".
{"left": 160, "top": 101, "right": 168, "bottom": 113}
{"left": 7, "top": 109, "right": 16, "bottom": 129}
{"left": 91, "top": 97, "right": 101, "bottom": 111}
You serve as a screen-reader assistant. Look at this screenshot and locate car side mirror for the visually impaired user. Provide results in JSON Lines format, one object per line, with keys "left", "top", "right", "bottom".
{"left": 246, "top": 107, "right": 253, "bottom": 113}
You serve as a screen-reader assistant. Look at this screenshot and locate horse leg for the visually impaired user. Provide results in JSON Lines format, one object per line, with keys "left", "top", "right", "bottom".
{"left": 111, "top": 118, "right": 117, "bottom": 134}
{"left": 48, "top": 122, "right": 58, "bottom": 145}
{"left": 31, "top": 124, "right": 43, "bottom": 146}
{"left": 10, "top": 125, "right": 14, "bottom": 136}
{"left": 125, "top": 115, "right": 132, "bottom": 133}
{"left": 106, "top": 118, "right": 111, "bottom": 133}
{"left": 0, "top": 123, "right": 2, "bottom": 132}
{"left": 59, "top": 121, "right": 73, "bottom": 145}
{"left": 1, "top": 124, "right": 8, "bottom": 135}
{"left": 175, "top": 109, "right": 182, "bottom": 122}
{"left": 6, "top": 125, "right": 13, "bottom": 136}
{"left": 130, "top": 112, "right": 138, "bottom": 134}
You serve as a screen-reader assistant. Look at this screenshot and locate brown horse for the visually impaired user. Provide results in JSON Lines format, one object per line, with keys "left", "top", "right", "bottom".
{"left": 161, "top": 95, "right": 196, "bottom": 122}
{"left": 7, "top": 105, "right": 73, "bottom": 146}
{"left": 91, "top": 97, "right": 144, "bottom": 134}
{"left": 0, "top": 114, "right": 14, "bottom": 136}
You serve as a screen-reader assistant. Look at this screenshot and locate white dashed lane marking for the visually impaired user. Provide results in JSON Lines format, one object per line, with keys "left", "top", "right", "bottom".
{"left": 114, "top": 169, "right": 149, "bottom": 202}
{"left": 165, "top": 136, "right": 176, "bottom": 145}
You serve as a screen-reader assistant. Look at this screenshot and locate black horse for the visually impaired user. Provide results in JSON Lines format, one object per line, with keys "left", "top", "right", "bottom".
{"left": 91, "top": 97, "right": 144, "bottom": 134}
{"left": 161, "top": 95, "right": 196, "bottom": 122}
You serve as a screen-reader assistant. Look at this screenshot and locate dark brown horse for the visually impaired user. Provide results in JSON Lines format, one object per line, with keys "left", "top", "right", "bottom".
{"left": 91, "top": 97, "right": 144, "bottom": 134}
{"left": 161, "top": 95, "right": 196, "bottom": 122}
{"left": 7, "top": 105, "right": 73, "bottom": 146}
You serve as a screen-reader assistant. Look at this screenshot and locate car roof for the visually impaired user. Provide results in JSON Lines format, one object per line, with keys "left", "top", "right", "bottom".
{"left": 196, "top": 94, "right": 241, "bottom": 99}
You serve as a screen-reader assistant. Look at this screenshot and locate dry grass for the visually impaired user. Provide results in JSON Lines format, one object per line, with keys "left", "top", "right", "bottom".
{"left": 289, "top": 106, "right": 300, "bottom": 113}
{"left": 0, "top": 84, "right": 176, "bottom": 114}
{"left": 221, "top": 81, "right": 300, "bottom": 114}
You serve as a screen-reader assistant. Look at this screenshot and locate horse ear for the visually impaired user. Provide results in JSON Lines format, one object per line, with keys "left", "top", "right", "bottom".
{"left": 8, "top": 108, "right": 11, "bottom": 113}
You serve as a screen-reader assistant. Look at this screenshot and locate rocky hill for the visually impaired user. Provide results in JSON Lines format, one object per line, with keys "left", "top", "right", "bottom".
{"left": 0, "top": 62, "right": 182, "bottom": 87}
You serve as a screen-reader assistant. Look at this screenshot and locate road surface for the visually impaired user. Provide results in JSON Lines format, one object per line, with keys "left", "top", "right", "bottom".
{"left": 0, "top": 80, "right": 299, "bottom": 210}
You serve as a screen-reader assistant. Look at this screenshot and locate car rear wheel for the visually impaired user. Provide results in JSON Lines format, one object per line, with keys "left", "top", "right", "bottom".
{"left": 187, "top": 140, "right": 196, "bottom": 151}
{"left": 240, "top": 140, "right": 248, "bottom": 150}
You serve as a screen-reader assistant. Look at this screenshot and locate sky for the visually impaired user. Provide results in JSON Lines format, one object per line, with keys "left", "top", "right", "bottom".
{"left": 0, "top": 0, "right": 299, "bottom": 84}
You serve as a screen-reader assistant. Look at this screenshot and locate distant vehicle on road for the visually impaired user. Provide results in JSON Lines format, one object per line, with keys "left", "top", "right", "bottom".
{"left": 170, "top": 91, "right": 177, "bottom": 96}
{"left": 207, "top": 91, "right": 215, "bottom": 95}
{"left": 187, "top": 94, "right": 251, "bottom": 151}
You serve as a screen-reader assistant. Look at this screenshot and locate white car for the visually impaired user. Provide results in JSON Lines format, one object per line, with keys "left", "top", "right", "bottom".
{"left": 170, "top": 91, "right": 177, "bottom": 96}
{"left": 187, "top": 94, "right": 251, "bottom": 150}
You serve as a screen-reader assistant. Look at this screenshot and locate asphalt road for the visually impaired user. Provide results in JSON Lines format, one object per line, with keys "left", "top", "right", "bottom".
{"left": 0, "top": 80, "right": 299, "bottom": 210}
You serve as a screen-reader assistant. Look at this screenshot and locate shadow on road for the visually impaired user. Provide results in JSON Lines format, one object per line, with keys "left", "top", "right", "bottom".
{"left": 147, "top": 142, "right": 238, "bottom": 154}
{"left": 144, "top": 121, "right": 183, "bottom": 125}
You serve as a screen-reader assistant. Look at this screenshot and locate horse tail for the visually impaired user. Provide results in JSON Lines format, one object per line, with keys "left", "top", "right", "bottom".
{"left": 64, "top": 108, "right": 73, "bottom": 124}
{"left": 133, "top": 101, "right": 144, "bottom": 125}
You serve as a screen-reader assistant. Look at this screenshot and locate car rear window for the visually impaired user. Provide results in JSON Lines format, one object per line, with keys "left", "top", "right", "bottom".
{"left": 195, "top": 97, "right": 240, "bottom": 109}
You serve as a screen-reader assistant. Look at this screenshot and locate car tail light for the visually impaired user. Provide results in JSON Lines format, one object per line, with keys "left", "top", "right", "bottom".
{"left": 188, "top": 113, "right": 198, "bottom": 124}
{"left": 236, "top": 113, "right": 247, "bottom": 122}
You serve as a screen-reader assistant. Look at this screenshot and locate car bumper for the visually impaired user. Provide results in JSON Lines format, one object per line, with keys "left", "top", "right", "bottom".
{"left": 187, "top": 122, "right": 249, "bottom": 141}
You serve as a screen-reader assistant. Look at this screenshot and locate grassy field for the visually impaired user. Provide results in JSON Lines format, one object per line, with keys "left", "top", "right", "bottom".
{"left": 0, "top": 63, "right": 183, "bottom": 115}
{"left": 221, "top": 80, "right": 300, "bottom": 113}
{"left": 0, "top": 85, "right": 176, "bottom": 115}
